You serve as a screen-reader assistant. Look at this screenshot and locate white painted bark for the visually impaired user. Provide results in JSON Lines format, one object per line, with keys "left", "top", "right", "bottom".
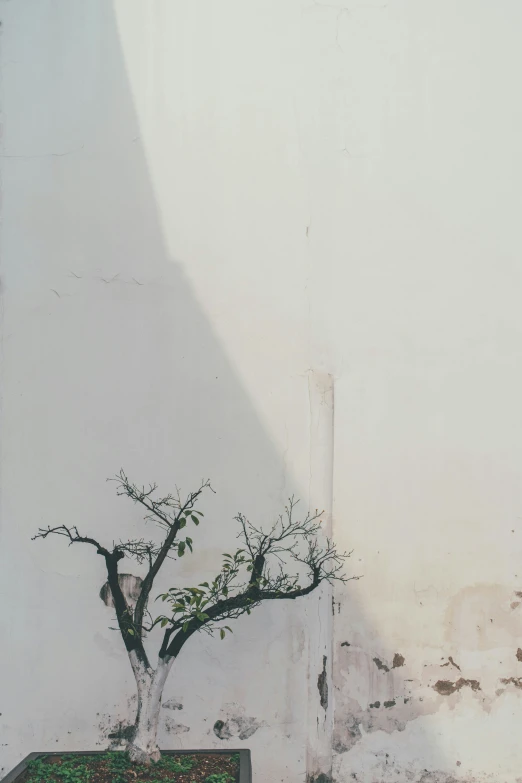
{"left": 127, "top": 650, "right": 174, "bottom": 764}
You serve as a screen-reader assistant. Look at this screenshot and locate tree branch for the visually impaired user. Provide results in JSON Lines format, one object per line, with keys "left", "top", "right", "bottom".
{"left": 32, "top": 525, "right": 110, "bottom": 556}
{"left": 111, "top": 472, "right": 213, "bottom": 637}
{"left": 33, "top": 523, "right": 150, "bottom": 667}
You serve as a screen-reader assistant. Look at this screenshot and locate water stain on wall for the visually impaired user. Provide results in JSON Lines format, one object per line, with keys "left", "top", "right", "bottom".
{"left": 162, "top": 699, "right": 183, "bottom": 711}
{"left": 445, "top": 584, "right": 522, "bottom": 650}
{"left": 165, "top": 719, "right": 190, "bottom": 734}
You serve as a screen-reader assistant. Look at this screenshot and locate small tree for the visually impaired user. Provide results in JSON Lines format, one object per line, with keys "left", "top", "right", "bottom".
{"left": 33, "top": 472, "right": 352, "bottom": 764}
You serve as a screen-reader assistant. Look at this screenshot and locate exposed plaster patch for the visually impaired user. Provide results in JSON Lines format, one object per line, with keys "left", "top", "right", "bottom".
{"left": 392, "top": 653, "right": 405, "bottom": 668}
{"left": 516, "top": 648, "right": 522, "bottom": 662}
{"left": 100, "top": 574, "right": 143, "bottom": 609}
{"left": 333, "top": 644, "right": 491, "bottom": 754}
{"left": 332, "top": 695, "right": 409, "bottom": 754}
{"left": 433, "top": 678, "right": 480, "bottom": 696}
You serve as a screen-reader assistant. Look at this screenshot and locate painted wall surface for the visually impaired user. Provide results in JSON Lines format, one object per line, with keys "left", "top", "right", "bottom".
{"left": 1, "top": 2, "right": 522, "bottom": 782}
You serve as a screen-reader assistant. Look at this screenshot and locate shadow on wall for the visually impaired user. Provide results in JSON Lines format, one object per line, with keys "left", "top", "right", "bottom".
{"left": 0, "top": 2, "right": 467, "bottom": 782}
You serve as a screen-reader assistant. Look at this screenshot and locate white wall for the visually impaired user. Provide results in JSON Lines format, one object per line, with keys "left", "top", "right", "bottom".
{"left": 1, "top": 2, "right": 522, "bottom": 782}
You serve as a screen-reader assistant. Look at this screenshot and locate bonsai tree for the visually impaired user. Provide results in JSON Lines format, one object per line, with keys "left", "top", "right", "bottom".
{"left": 33, "top": 472, "right": 351, "bottom": 765}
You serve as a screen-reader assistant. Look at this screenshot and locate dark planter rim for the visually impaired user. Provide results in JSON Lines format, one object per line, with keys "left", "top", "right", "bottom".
{"left": 0, "top": 749, "right": 252, "bottom": 783}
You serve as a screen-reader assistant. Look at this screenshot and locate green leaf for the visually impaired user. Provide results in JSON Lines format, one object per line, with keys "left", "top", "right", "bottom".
{"left": 161, "top": 618, "right": 169, "bottom": 628}
{"left": 224, "top": 626, "right": 233, "bottom": 633}
{"left": 199, "top": 582, "right": 210, "bottom": 588}
{"left": 183, "top": 621, "right": 190, "bottom": 633}
{"left": 220, "top": 629, "right": 225, "bottom": 640}
{"left": 127, "top": 628, "right": 135, "bottom": 636}
{"left": 191, "top": 515, "right": 200, "bottom": 525}
{"left": 186, "top": 539, "right": 193, "bottom": 552}
{"left": 178, "top": 542, "right": 186, "bottom": 557}
{"left": 222, "top": 586, "right": 228, "bottom": 596}
{"left": 178, "top": 518, "right": 187, "bottom": 529}
{"left": 246, "top": 608, "right": 251, "bottom": 615}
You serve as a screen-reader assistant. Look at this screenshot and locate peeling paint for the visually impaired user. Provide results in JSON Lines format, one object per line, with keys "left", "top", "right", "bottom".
{"left": 433, "top": 678, "right": 481, "bottom": 696}
{"left": 392, "top": 653, "right": 405, "bottom": 668}
{"left": 500, "top": 677, "right": 522, "bottom": 688}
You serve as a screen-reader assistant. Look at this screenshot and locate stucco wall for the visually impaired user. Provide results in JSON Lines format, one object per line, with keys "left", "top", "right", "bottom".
{"left": 2, "top": 2, "right": 522, "bottom": 782}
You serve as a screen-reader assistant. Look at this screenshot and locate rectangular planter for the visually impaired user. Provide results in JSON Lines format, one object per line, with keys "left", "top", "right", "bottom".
{"left": 0, "top": 749, "right": 252, "bottom": 783}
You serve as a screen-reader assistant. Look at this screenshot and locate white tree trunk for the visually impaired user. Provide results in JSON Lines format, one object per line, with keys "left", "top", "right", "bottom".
{"left": 127, "top": 651, "right": 174, "bottom": 764}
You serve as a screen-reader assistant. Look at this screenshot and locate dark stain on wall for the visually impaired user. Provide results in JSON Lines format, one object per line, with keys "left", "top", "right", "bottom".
{"left": 108, "top": 724, "right": 134, "bottom": 742}
{"left": 373, "top": 657, "right": 390, "bottom": 673}
{"left": 162, "top": 699, "right": 183, "bottom": 710}
{"left": 213, "top": 712, "right": 262, "bottom": 740}
{"left": 213, "top": 720, "right": 231, "bottom": 740}
{"left": 317, "top": 655, "right": 328, "bottom": 710}
{"left": 392, "top": 653, "right": 405, "bottom": 668}
{"left": 307, "top": 774, "right": 333, "bottom": 783}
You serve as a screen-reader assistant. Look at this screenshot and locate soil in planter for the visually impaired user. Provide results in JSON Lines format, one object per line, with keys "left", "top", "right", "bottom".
{"left": 18, "top": 752, "right": 240, "bottom": 783}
